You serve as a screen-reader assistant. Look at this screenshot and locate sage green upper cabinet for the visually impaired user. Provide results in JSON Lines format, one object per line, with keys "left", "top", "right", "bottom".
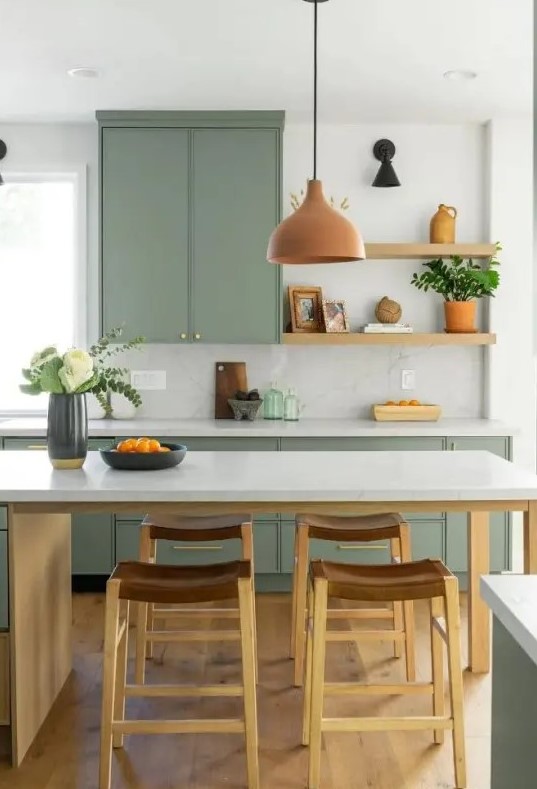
{"left": 191, "top": 129, "right": 281, "bottom": 343}
{"left": 98, "top": 112, "right": 284, "bottom": 344}
{"left": 101, "top": 127, "right": 190, "bottom": 342}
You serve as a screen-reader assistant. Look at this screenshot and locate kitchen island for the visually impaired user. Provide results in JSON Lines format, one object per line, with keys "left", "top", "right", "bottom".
{"left": 2, "top": 448, "right": 537, "bottom": 767}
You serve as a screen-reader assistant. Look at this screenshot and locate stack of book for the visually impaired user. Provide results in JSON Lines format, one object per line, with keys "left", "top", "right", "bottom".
{"left": 362, "top": 323, "right": 413, "bottom": 334}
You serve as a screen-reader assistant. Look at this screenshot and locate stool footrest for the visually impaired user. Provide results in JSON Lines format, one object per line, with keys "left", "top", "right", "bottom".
{"left": 321, "top": 716, "right": 454, "bottom": 733}
{"left": 146, "top": 629, "right": 241, "bottom": 642}
{"left": 327, "top": 609, "right": 393, "bottom": 620}
{"left": 325, "top": 629, "right": 405, "bottom": 642}
{"left": 125, "top": 684, "right": 243, "bottom": 698}
{"left": 112, "top": 718, "right": 245, "bottom": 735}
{"left": 152, "top": 608, "right": 239, "bottom": 620}
{"left": 324, "top": 682, "right": 433, "bottom": 696}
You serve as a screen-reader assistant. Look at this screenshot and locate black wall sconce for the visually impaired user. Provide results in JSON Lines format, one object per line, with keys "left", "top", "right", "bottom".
{"left": 0, "top": 140, "right": 7, "bottom": 186}
{"left": 372, "top": 139, "right": 400, "bottom": 187}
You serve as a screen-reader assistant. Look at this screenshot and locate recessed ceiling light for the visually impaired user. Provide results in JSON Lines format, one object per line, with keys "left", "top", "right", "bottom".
{"left": 67, "top": 67, "right": 100, "bottom": 79}
{"left": 443, "top": 70, "right": 478, "bottom": 81}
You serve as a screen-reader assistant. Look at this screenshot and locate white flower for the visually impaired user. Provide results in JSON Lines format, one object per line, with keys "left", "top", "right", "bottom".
{"left": 58, "top": 349, "right": 94, "bottom": 393}
{"left": 30, "top": 346, "right": 58, "bottom": 368}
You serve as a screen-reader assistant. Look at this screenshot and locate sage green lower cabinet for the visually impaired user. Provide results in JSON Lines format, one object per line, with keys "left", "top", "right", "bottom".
{"left": 0, "top": 532, "right": 8, "bottom": 629}
{"left": 0, "top": 508, "right": 6, "bottom": 530}
{"left": 445, "top": 437, "right": 512, "bottom": 572}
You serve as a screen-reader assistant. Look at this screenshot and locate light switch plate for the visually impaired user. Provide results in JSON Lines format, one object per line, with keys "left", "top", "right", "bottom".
{"left": 130, "top": 370, "right": 167, "bottom": 391}
{"left": 401, "top": 369, "right": 416, "bottom": 390}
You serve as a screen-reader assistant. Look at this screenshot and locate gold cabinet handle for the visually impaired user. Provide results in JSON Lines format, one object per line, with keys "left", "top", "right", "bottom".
{"left": 172, "top": 545, "right": 223, "bottom": 551}
{"left": 193, "top": 332, "right": 201, "bottom": 340}
{"left": 27, "top": 445, "right": 47, "bottom": 450}
{"left": 179, "top": 332, "right": 187, "bottom": 340}
{"left": 337, "top": 545, "right": 386, "bottom": 551}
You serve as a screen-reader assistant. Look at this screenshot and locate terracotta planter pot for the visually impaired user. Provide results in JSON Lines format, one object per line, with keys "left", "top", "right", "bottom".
{"left": 444, "top": 301, "right": 476, "bottom": 333}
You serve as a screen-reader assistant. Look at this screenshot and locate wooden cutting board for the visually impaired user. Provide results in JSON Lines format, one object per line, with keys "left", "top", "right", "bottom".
{"left": 214, "top": 362, "right": 248, "bottom": 419}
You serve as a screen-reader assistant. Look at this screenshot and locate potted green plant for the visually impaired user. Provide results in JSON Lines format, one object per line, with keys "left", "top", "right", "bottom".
{"left": 411, "top": 245, "right": 500, "bottom": 333}
{"left": 20, "top": 327, "right": 144, "bottom": 468}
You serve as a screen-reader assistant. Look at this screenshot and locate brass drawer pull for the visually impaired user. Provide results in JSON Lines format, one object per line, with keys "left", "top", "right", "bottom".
{"left": 172, "top": 545, "right": 223, "bottom": 551}
{"left": 27, "top": 445, "right": 47, "bottom": 450}
{"left": 337, "top": 545, "right": 386, "bottom": 551}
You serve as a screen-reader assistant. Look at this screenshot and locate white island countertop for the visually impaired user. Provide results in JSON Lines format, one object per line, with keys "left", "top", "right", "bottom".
{"left": 481, "top": 575, "right": 537, "bottom": 667}
{"left": 0, "top": 449, "right": 535, "bottom": 503}
{"left": 0, "top": 417, "right": 515, "bottom": 438}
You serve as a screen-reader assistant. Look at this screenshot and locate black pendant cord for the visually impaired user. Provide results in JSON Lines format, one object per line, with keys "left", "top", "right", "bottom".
{"left": 313, "top": 0, "right": 318, "bottom": 179}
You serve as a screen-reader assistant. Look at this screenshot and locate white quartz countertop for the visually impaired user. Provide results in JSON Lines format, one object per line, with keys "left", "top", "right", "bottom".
{"left": 481, "top": 575, "right": 537, "bottom": 667}
{"left": 0, "top": 417, "right": 514, "bottom": 438}
{"left": 1, "top": 449, "right": 535, "bottom": 503}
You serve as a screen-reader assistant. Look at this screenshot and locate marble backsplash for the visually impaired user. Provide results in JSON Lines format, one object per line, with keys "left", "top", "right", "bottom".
{"left": 117, "top": 344, "right": 484, "bottom": 420}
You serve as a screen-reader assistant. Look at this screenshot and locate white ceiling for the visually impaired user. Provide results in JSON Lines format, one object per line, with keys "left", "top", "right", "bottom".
{"left": 0, "top": 0, "right": 532, "bottom": 123}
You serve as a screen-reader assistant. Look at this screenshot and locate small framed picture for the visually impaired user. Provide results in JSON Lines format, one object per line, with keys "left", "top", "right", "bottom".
{"left": 322, "top": 300, "right": 350, "bottom": 333}
{"left": 288, "top": 286, "right": 323, "bottom": 333}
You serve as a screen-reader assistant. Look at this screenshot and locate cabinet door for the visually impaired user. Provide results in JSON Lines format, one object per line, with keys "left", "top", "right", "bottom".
{"left": 0, "top": 532, "right": 8, "bottom": 629}
{"left": 191, "top": 129, "right": 281, "bottom": 343}
{"left": 445, "top": 437, "right": 511, "bottom": 572}
{"left": 102, "top": 127, "right": 190, "bottom": 342}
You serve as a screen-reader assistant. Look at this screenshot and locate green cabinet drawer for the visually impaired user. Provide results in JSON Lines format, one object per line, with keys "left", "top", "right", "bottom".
{"left": 0, "top": 509, "right": 6, "bottom": 531}
{"left": 445, "top": 437, "right": 511, "bottom": 572}
{"left": 72, "top": 514, "right": 114, "bottom": 575}
{"left": 115, "top": 520, "right": 278, "bottom": 574}
{"left": 280, "top": 437, "right": 445, "bottom": 452}
{"left": 0, "top": 532, "right": 8, "bottom": 629}
{"left": 3, "top": 438, "right": 48, "bottom": 450}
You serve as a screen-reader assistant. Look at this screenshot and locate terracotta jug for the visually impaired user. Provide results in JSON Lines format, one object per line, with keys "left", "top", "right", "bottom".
{"left": 430, "top": 204, "right": 457, "bottom": 243}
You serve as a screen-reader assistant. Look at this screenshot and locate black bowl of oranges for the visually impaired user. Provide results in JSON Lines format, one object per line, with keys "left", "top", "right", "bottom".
{"left": 100, "top": 438, "right": 187, "bottom": 471}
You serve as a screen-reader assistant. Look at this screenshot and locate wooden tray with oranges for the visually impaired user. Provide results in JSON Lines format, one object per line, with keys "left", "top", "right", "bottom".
{"left": 372, "top": 400, "right": 442, "bottom": 422}
{"left": 100, "top": 437, "right": 187, "bottom": 470}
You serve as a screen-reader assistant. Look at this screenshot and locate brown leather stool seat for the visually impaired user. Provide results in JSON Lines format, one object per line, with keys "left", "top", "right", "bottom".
{"left": 135, "top": 513, "right": 256, "bottom": 684}
{"left": 111, "top": 559, "right": 249, "bottom": 604}
{"left": 99, "top": 559, "right": 259, "bottom": 789}
{"left": 290, "top": 512, "right": 415, "bottom": 686}
{"left": 303, "top": 557, "right": 466, "bottom": 789}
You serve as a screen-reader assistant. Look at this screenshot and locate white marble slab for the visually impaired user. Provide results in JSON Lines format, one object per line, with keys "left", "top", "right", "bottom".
{"left": 481, "top": 575, "right": 537, "bottom": 667}
{"left": 0, "top": 449, "right": 535, "bottom": 503}
{"left": 0, "top": 417, "right": 514, "bottom": 438}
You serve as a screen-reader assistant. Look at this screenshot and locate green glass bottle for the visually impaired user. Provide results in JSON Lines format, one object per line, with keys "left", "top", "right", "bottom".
{"left": 263, "top": 382, "right": 284, "bottom": 420}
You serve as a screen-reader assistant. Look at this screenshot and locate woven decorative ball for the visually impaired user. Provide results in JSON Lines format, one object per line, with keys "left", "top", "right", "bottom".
{"left": 375, "top": 296, "right": 402, "bottom": 324}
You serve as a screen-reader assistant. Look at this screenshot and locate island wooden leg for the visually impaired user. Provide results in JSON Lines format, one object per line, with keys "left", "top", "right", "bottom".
{"left": 523, "top": 501, "right": 537, "bottom": 574}
{"left": 8, "top": 507, "right": 72, "bottom": 766}
{"left": 467, "top": 511, "right": 490, "bottom": 673}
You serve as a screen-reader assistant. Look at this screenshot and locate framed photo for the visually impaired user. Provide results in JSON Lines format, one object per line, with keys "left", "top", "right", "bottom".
{"left": 288, "top": 286, "right": 323, "bottom": 333}
{"left": 322, "top": 299, "right": 350, "bottom": 333}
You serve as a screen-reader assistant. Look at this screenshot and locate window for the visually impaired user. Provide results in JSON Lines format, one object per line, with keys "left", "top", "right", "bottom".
{"left": 0, "top": 171, "right": 85, "bottom": 413}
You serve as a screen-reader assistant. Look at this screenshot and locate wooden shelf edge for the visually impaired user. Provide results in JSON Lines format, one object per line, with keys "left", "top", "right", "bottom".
{"left": 283, "top": 333, "right": 496, "bottom": 346}
{"left": 365, "top": 243, "right": 496, "bottom": 260}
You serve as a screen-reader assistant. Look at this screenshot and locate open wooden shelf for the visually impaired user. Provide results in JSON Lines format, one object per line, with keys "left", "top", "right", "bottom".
{"left": 283, "top": 332, "right": 496, "bottom": 346}
{"left": 364, "top": 243, "right": 496, "bottom": 260}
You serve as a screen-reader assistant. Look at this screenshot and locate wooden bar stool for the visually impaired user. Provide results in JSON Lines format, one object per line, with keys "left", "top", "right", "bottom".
{"left": 135, "top": 514, "right": 255, "bottom": 683}
{"left": 303, "top": 558, "right": 466, "bottom": 789}
{"left": 100, "top": 559, "right": 259, "bottom": 789}
{"left": 290, "top": 513, "right": 415, "bottom": 686}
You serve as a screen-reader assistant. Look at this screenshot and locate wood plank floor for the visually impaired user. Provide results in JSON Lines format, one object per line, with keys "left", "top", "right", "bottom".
{"left": 0, "top": 593, "right": 490, "bottom": 788}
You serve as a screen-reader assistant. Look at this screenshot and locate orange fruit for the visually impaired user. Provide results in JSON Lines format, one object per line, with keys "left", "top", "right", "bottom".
{"left": 147, "top": 439, "right": 161, "bottom": 453}
{"left": 117, "top": 438, "right": 137, "bottom": 453}
{"left": 398, "top": 400, "right": 410, "bottom": 406}
{"left": 385, "top": 400, "right": 396, "bottom": 406}
{"left": 136, "top": 440, "right": 151, "bottom": 453}
{"left": 409, "top": 399, "right": 420, "bottom": 406}
{"left": 158, "top": 446, "right": 171, "bottom": 453}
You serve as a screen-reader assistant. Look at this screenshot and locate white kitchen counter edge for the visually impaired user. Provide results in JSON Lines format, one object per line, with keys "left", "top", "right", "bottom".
{"left": 480, "top": 575, "right": 537, "bottom": 667}
{"left": 0, "top": 417, "right": 515, "bottom": 438}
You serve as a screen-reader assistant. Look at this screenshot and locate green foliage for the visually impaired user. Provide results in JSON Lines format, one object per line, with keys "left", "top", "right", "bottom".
{"left": 39, "top": 358, "right": 64, "bottom": 393}
{"left": 411, "top": 244, "right": 501, "bottom": 302}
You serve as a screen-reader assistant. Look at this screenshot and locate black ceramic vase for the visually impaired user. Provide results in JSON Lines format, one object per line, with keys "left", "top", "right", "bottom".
{"left": 47, "top": 393, "right": 88, "bottom": 469}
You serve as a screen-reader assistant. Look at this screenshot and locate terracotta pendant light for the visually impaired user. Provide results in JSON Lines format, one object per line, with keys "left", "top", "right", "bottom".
{"left": 267, "top": 0, "right": 365, "bottom": 264}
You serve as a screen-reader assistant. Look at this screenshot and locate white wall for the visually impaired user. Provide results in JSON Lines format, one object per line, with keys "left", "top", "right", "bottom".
{"left": 1, "top": 119, "right": 531, "bottom": 434}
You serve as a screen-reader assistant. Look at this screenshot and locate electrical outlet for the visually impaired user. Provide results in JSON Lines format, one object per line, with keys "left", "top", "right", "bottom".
{"left": 401, "top": 369, "right": 416, "bottom": 390}
{"left": 130, "top": 370, "right": 167, "bottom": 391}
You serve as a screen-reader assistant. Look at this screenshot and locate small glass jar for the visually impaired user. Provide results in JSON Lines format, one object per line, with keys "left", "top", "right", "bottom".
{"left": 263, "top": 383, "right": 284, "bottom": 420}
{"left": 283, "top": 389, "right": 299, "bottom": 421}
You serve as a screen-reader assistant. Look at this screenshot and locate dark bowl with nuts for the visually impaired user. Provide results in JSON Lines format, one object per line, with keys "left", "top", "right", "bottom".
{"left": 228, "top": 389, "right": 263, "bottom": 421}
